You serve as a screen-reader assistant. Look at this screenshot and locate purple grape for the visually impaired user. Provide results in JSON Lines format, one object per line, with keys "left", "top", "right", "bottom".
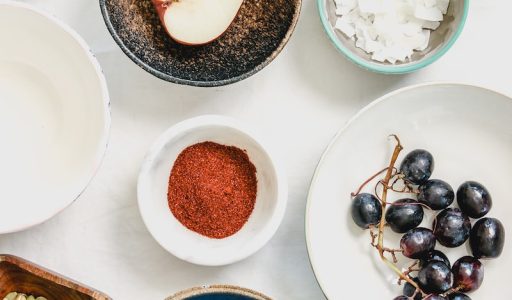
{"left": 418, "top": 179, "right": 454, "bottom": 210}
{"left": 403, "top": 277, "right": 422, "bottom": 300}
{"left": 424, "top": 296, "right": 447, "bottom": 300}
{"left": 400, "top": 227, "right": 436, "bottom": 259}
{"left": 385, "top": 198, "right": 424, "bottom": 233}
{"left": 351, "top": 193, "right": 382, "bottom": 229}
{"left": 452, "top": 256, "right": 484, "bottom": 293}
{"left": 420, "top": 250, "right": 451, "bottom": 268}
{"left": 449, "top": 293, "right": 471, "bottom": 300}
{"left": 433, "top": 208, "right": 471, "bottom": 248}
{"left": 470, "top": 217, "right": 505, "bottom": 259}
{"left": 418, "top": 261, "right": 453, "bottom": 294}
{"left": 400, "top": 149, "right": 434, "bottom": 185}
{"left": 457, "top": 181, "right": 492, "bottom": 218}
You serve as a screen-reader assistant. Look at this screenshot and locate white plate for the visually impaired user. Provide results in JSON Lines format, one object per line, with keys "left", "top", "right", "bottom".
{"left": 0, "top": 1, "right": 110, "bottom": 233}
{"left": 306, "top": 83, "right": 512, "bottom": 299}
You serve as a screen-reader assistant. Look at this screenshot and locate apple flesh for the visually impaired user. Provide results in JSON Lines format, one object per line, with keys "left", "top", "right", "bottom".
{"left": 152, "top": 0, "right": 244, "bottom": 46}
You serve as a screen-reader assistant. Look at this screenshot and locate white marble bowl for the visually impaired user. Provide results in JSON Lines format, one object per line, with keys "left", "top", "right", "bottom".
{"left": 0, "top": 1, "right": 110, "bottom": 233}
{"left": 138, "top": 115, "right": 287, "bottom": 266}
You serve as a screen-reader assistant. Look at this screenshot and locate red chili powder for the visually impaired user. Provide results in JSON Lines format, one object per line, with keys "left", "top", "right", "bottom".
{"left": 167, "top": 141, "right": 257, "bottom": 239}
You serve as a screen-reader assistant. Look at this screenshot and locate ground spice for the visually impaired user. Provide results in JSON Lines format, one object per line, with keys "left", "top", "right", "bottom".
{"left": 167, "top": 141, "right": 257, "bottom": 239}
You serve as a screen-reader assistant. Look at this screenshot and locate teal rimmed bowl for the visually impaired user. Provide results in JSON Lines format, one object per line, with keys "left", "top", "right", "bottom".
{"left": 318, "top": 0, "right": 469, "bottom": 74}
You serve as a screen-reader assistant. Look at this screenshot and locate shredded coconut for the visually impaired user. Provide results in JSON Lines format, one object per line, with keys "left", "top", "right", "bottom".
{"left": 333, "top": 0, "right": 449, "bottom": 64}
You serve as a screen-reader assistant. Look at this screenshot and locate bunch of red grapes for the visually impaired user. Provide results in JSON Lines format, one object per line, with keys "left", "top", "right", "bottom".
{"left": 351, "top": 142, "right": 505, "bottom": 300}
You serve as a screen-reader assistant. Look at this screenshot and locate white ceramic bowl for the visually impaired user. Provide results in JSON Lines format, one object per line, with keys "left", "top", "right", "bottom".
{"left": 0, "top": 1, "right": 110, "bottom": 233}
{"left": 138, "top": 115, "right": 287, "bottom": 266}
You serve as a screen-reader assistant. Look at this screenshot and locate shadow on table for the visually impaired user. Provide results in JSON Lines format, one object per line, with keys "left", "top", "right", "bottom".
{"left": 286, "top": 0, "right": 408, "bottom": 106}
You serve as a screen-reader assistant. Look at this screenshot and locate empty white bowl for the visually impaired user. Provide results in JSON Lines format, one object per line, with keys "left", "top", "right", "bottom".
{"left": 0, "top": 1, "right": 110, "bottom": 233}
{"left": 138, "top": 115, "right": 287, "bottom": 266}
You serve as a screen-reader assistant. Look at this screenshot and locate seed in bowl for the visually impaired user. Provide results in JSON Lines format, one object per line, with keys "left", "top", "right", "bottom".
{"left": 333, "top": 0, "right": 450, "bottom": 63}
{"left": 151, "top": 0, "right": 243, "bottom": 45}
{"left": 3, "top": 292, "right": 47, "bottom": 300}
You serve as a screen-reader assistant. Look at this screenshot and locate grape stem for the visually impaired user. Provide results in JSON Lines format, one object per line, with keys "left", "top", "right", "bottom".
{"left": 441, "top": 285, "right": 464, "bottom": 297}
{"left": 400, "top": 261, "right": 420, "bottom": 284}
{"left": 374, "top": 135, "right": 425, "bottom": 295}
{"left": 369, "top": 226, "right": 378, "bottom": 246}
{"left": 351, "top": 167, "right": 394, "bottom": 197}
{"left": 390, "top": 173, "right": 418, "bottom": 194}
{"left": 369, "top": 226, "right": 402, "bottom": 263}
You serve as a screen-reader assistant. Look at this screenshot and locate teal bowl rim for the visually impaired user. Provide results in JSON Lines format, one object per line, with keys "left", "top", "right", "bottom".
{"left": 317, "top": 0, "right": 470, "bottom": 74}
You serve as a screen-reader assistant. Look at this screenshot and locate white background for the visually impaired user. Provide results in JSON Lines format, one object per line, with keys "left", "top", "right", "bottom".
{"left": 1, "top": 1, "right": 511, "bottom": 299}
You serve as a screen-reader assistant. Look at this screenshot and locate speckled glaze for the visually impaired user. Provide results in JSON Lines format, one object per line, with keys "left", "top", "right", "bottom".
{"left": 99, "top": 0, "right": 301, "bottom": 87}
{"left": 166, "top": 285, "right": 272, "bottom": 300}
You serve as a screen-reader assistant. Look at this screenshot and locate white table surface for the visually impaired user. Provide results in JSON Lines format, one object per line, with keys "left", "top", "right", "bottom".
{"left": 1, "top": 1, "right": 511, "bottom": 299}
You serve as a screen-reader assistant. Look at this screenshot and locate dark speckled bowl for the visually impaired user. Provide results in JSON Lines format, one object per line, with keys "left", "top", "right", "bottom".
{"left": 100, "top": 0, "right": 301, "bottom": 87}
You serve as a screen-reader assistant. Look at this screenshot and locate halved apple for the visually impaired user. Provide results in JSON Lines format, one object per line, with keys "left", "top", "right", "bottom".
{"left": 152, "top": 0, "right": 244, "bottom": 46}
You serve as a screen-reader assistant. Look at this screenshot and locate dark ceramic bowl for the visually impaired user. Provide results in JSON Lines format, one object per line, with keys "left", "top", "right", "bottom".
{"left": 166, "top": 285, "right": 271, "bottom": 300}
{"left": 100, "top": 0, "right": 301, "bottom": 87}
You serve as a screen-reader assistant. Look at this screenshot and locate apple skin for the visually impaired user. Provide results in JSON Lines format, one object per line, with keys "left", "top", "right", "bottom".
{"left": 151, "top": 0, "right": 243, "bottom": 46}
{"left": 151, "top": 0, "right": 167, "bottom": 19}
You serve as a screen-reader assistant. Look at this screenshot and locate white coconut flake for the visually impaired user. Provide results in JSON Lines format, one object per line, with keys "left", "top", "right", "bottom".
{"left": 424, "top": 0, "right": 437, "bottom": 8}
{"left": 415, "top": 29, "right": 431, "bottom": 51}
{"left": 372, "top": 51, "right": 387, "bottom": 62}
{"left": 336, "top": 0, "right": 356, "bottom": 15}
{"left": 335, "top": 17, "right": 356, "bottom": 37}
{"left": 335, "top": 6, "right": 347, "bottom": 16}
{"left": 414, "top": 5, "right": 443, "bottom": 22}
{"left": 332, "top": 0, "right": 449, "bottom": 64}
{"left": 358, "top": 0, "right": 384, "bottom": 14}
{"left": 422, "top": 20, "right": 441, "bottom": 30}
{"left": 402, "top": 21, "right": 422, "bottom": 37}
{"left": 436, "top": 0, "right": 450, "bottom": 14}
{"left": 337, "top": 0, "right": 357, "bottom": 12}
{"left": 365, "top": 39, "right": 383, "bottom": 53}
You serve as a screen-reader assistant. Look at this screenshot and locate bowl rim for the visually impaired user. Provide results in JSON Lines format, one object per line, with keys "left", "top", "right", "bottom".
{"left": 0, "top": 0, "right": 111, "bottom": 234}
{"left": 99, "top": 0, "right": 302, "bottom": 87}
{"left": 304, "top": 82, "right": 512, "bottom": 298}
{"left": 137, "top": 115, "right": 288, "bottom": 266}
{"left": 317, "top": 0, "right": 470, "bottom": 74}
{"left": 0, "top": 254, "right": 112, "bottom": 299}
{"left": 165, "top": 284, "right": 272, "bottom": 300}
